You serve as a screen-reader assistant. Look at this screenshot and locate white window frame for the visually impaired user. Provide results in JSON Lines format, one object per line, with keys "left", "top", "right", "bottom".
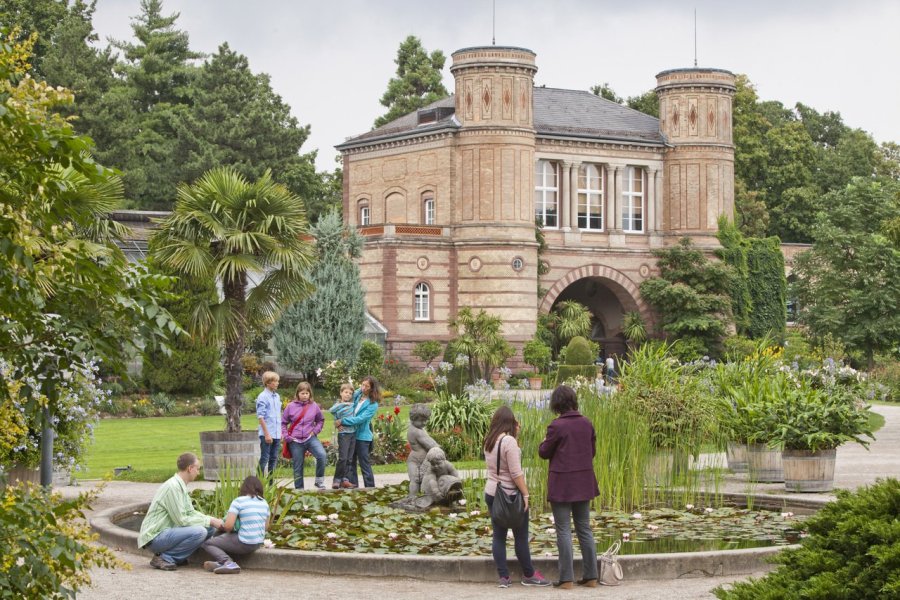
{"left": 534, "top": 160, "right": 559, "bottom": 228}
{"left": 621, "top": 166, "right": 644, "bottom": 233}
{"left": 577, "top": 164, "right": 604, "bottom": 231}
{"left": 414, "top": 282, "right": 430, "bottom": 321}
{"left": 423, "top": 195, "right": 435, "bottom": 225}
{"left": 359, "top": 204, "right": 370, "bottom": 226}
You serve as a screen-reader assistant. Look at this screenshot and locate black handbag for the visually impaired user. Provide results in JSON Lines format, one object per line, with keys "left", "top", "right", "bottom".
{"left": 489, "top": 436, "right": 526, "bottom": 528}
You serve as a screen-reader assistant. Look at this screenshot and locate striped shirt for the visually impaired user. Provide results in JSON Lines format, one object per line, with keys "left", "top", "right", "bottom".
{"left": 228, "top": 495, "right": 269, "bottom": 545}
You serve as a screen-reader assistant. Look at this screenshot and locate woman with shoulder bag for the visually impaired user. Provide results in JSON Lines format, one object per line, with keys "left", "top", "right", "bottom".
{"left": 539, "top": 385, "right": 600, "bottom": 589}
{"left": 483, "top": 405, "right": 549, "bottom": 588}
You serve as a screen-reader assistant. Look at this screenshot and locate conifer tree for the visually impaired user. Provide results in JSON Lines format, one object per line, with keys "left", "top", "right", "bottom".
{"left": 374, "top": 35, "right": 448, "bottom": 128}
{"left": 273, "top": 211, "right": 366, "bottom": 375}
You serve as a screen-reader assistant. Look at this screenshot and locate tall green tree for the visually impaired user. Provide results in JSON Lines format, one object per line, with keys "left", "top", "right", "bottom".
{"left": 590, "top": 82, "right": 622, "bottom": 103}
{"left": 0, "top": 0, "right": 69, "bottom": 76}
{"left": 448, "top": 307, "right": 514, "bottom": 383}
{"left": 150, "top": 167, "right": 316, "bottom": 432}
{"left": 640, "top": 238, "right": 735, "bottom": 355}
{"left": 793, "top": 178, "right": 900, "bottom": 368}
{"left": 272, "top": 210, "right": 366, "bottom": 375}
{"left": 374, "top": 35, "right": 448, "bottom": 128}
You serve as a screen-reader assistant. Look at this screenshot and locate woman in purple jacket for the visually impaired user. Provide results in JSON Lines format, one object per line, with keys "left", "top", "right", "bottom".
{"left": 538, "top": 385, "right": 599, "bottom": 589}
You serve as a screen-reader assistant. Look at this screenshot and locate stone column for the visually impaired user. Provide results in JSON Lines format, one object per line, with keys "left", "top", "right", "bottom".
{"left": 647, "top": 168, "right": 658, "bottom": 233}
{"left": 560, "top": 161, "right": 572, "bottom": 230}
{"left": 569, "top": 160, "right": 580, "bottom": 229}
{"left": 611, "top": 164, "right": 624, "bottom": 231}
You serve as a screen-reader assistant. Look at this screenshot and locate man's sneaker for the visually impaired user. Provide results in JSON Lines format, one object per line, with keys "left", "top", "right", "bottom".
{"left": 522, "top": 570, "right": 550, "bottom": 586}
{"left": 150, "top": 555, "right": 176, "bottom": 571}
{"left": 213, "top": 560, "right": 241, "bottom": 574}
{"left": 203, "top": 561, "right": 221, "bottom": 572}
{"left": 497, "top": 577, "right": 511, "bottom": 588}
{"left": 314, "top": 481, "right": 326, "bottom": 490}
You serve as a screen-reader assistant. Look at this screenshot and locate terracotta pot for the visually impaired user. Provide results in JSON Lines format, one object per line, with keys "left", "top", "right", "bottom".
{"left": 527, "top": 377, "right": 543, "bottom": 391}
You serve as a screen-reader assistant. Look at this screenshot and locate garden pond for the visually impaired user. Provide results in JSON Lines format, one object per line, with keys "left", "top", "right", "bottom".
{"left": 120, "top": 483, "right": 806, "bottom": 556}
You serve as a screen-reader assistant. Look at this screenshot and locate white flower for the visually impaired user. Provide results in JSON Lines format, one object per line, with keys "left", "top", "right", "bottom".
{"left": 632, "top": 512, "right": 642, "bottom": 519}
{"left": 549, "top": 515, "right": 555, "bottom": 524}
{"left": 647, "top": 524, "right": 659, "bottom": 531}
{"left": 328, "top": 513, "right": 339, "bottom": 520}
{"left": 622, "top": 532, "right": 630, "bottom": 541}
{"left": 685, "top": 504, "right": 694, "bottom": 510}
{"left": 388, "top": 532, "right": 398, "bottom": 539}
{"left": 458, "top": 499, "right": 467, "bottom": 506}
{"left": 300, "top": 518, "right": 311, "bottom": 525}
{"left": 263, "top": 539, "right": 275, "bottom": 548}
{"left": 470, "top": 510, "right": 481, "bottom": 516}
{"left": 424, "top": 534, "right": 434, "bottom": 540}
{"left": 316, "top": 368, "right": 323, "bottom": 377}
{"left": 316, "top": 515, "right": 328, "bottom": 521}
{"left": 781, "top": 512, "right": 794, "bottom": 518}
{"left": 303, "top": 504, "right": 309, "bottom": 510}
{"left": 545, "top": 528, "right": 556, "bottom": 534}
{"left": 326, "top": 532, "right": 337, "bottom": 539}
{"left": 704, "top": 507, "right": 714, "bottom": 514}
{"left": 448, "top": 513, "right": 458, "bottom": 519}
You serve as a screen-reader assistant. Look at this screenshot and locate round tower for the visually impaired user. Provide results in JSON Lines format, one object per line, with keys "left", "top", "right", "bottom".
{"left": 655, "top": 68, "right": 736, "bottom": 243}
{"left": 448, "top": 46, "right": 539, "bottom": 348}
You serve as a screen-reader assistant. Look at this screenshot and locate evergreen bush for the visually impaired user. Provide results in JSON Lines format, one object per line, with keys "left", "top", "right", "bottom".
{"left": 351, "top": 340, "right": 384, "bottom": 383}
{"left": 714, "top": 478, "right": 900, "bottom": 600}
{"left": 556, "top": 336, "right": 596, "bottom": 382}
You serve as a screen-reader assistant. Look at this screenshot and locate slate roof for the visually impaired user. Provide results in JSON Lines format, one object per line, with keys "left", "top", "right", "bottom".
{"left": 336, "top": 87, "right": 664, "bottom": 150}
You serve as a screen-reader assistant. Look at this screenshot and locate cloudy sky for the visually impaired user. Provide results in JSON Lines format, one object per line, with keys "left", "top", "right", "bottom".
{"left": 91, "top": 0, "right": 900, "bottom": 171}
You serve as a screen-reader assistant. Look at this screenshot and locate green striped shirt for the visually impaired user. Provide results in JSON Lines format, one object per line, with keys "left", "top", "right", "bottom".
{"left": 138, "top": 473, "right": 212, "bottom": 548}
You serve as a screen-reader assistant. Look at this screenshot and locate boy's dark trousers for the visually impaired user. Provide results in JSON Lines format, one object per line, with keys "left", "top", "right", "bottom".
{"left": 333, "top": 433, "right": 357, "bottom": 483}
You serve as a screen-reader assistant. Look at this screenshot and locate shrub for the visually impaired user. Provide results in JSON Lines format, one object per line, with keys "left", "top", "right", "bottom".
{"left": 0, "top": 484, "right": 124, "bottom": 598}
{"left": 714, "top": 478, "right": 900, "bottom": 600}
{"left": 431, "top": 427, "right": 480, "bottom": 461}
{"left": 198, "top": 398, "right": 223, "bottom": 416}
{"left": 130, "top": 398, "right": 154, "bottom": 418}
{"left": 563, "top": 336, "right": 594, "bottom": 365}
{"left": 870, "top": 357, "right": 900, "bottom": 403}
{"left": 150, "top": 392, "right": 175, "bottom": 414}
{"left": 371, "top": 407, "right": 408, "bottom": 464}
{"left": 412, "top": 341, "right": 443, "bottom": 367}
{"left": 351, "top": 340, "right": 384, "bottom": 383}
{"left": 669, "top": 336, "right": 708, "bottom": 363}
{"left": 522, "top": 338, "right": 552, "bottom": 373}
{"left": 723, "top": 335, "right": 757, "bottom": 362}
{"left": 427, "top": 391, "right": 494, "bottom": 444}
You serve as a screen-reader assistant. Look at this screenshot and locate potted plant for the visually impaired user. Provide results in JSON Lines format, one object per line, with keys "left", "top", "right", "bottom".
{"left": 151, "top": 168, "right": 316, "bottom": 480}
{"left": 522, "top": 338, "right": 551, "bottom": 391}
{"left": 769, "top": 379, "right": 873, "bottom": 492}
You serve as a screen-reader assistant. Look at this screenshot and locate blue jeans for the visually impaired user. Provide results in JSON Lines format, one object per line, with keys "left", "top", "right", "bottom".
{"left": 332, "top": 433, "right": 357, "bottom": 484}
{"left": 551, "top": 500, "right": 598, "bottom": 583}
{"left": 348, "top": 439, "right": 375, "bottom": 487}
{"left": 485, "top": 492, "right": 535, "bottom": 579}
{"left": 258, "top": 436, "right": 281, "bottom": 477}
{"left": 147, "top": 525, "right": 216, "bottom": 564}
{"left": 289, "top": 437, "right": 326, "bottom": 489}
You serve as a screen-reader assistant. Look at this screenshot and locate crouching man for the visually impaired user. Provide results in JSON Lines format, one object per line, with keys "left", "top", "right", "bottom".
{"left": 138, "top": 452, "right": 223, "bottom": 570}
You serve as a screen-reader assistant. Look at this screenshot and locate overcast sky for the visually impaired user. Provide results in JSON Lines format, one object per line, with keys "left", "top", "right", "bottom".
{"left": 91, "top": 0, "right": 900, "bottom": 172}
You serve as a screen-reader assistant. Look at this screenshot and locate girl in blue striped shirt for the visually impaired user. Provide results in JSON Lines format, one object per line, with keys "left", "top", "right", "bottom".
{"left": 201, "top": 476, "right": 270, "bottom": 574}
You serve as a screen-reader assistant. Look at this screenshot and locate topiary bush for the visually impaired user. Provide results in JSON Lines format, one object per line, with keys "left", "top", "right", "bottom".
{"left": 714, "top": 478, "right": 900, "bottom": 600}
{"left": 556, "top": 336, "right": 596, "bottom": 382}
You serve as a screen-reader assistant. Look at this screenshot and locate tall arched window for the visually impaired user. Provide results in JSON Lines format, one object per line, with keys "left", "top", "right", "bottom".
{"left": 534, "top": 160, "right": 559, "bottom": 228}
{"left": 622, "top": 167, "right": 644, "bottom": 232}
{"left": 358, "top": 200, "right": 370, "bottom": 226}
{"left": 414, "top": 282, "right": 430, "bottom": 321}
{"left": 422, "top": 193, "right": 435, "bottom": 225}
{"left": 577, "top": 164, "right": 604, "bottom": 230}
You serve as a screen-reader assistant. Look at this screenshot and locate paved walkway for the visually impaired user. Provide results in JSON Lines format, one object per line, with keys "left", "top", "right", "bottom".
{"left": 64, "top": 404, "right": 900, "bottom": 600}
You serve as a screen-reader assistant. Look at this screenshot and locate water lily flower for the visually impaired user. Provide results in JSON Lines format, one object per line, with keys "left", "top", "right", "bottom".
{"left": 705, "top": 507, "right": 714, "bottom": 514}
{"left": 470, "top": 510, "right": 480, "bottom": 516}
{"left": 316, "top": 515, "right": 328, "bottom": 521}
{"left": 458, "top": 499, "right": 467, "bottom": 506}
{"left": 303, "top": 504, "right": 309, "bottom": 510}
{"left": 326, "top": 532, "right": 337, "bottom": 539}
{"left": 647, "top": 524, "right": 659, "bottom": 531}
{"left": 300, "top": 518, "right": 311, "bottom": 525}
{"left": 632, "top": 512, "right": 642, "bottom": 519}
{"left": 424, "top": 534, "right": 433, "bottom": 540}
{"left": 685, "top": 504, "right": 694, "bottom": 510}
{"left": 389, "top": 532, "right": 398, "bottom": 539}
{"left": 448, "top": 513, "right": 458, "bottom": 518}
{"left": 545, "top": 528, "right": 556, "bottom": 534}
{"left": 781, "top": 512, "right": 794, "bottom": 518}
{"left": 263, "top": 539, "right": 275, "bottom": 548}
{"left": 622, "top": 532, "right": 630, "bottom": 541}
{"left": 328, "top": 513, "right": 339, "bottom": 520}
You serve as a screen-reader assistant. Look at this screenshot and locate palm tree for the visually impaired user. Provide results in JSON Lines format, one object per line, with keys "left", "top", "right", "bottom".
{"left": 555, "top": 300, "right": 592, "bottom": 348}
{"left": 151, "top": 167, "right": 316, "bottom": 432}
{"left": 449, "top": 307, "right": 514, "bottom": 383}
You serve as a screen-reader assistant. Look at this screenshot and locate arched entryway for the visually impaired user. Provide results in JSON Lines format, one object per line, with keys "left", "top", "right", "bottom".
{"left": 540, "top": 265, "right": 650, "bottom": 360}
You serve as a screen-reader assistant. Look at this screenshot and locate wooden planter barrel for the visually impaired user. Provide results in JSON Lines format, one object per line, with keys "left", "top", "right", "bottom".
{"left": 2, "top": 464, "right": 40, "bottom": 487}
{"left": 747, "top": 443, "right": 784, "bottom": 483}
{"left": 199, "top": 431, "right": 259, "bottom": 481}
{"left": 726, "top": 442, "right": 748, "bottom": 473}
{"left": 644, "top": 452, "right": 674, "bottom": 485}
{"left": 782, "top": 447, "right": 836, "bottom": 492}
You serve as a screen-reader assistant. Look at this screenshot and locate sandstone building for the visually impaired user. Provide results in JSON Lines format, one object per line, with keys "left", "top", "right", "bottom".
{"left": 336, "top": 45, "right": 736, "bottom": 366}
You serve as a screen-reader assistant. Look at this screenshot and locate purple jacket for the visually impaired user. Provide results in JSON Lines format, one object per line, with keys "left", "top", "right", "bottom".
{"left": 538, "top": 411, "right": 599, "bottom": 503}
{"left": 281, "top": 400, "right": 324, "bottom": 443}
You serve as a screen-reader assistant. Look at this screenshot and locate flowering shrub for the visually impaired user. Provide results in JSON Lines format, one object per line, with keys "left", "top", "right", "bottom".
{"left": 371, "top": 406, "right": 408, "bottom": 464}
{"left": 320, "top": 359, "right": 353, "bottom": 399}
{"left": 0, "top": 359, "right": 103, "bottom": 472}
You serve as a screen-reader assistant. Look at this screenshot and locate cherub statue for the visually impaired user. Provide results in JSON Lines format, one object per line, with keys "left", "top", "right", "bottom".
{"left": 406, "top": 404, "right": 437, "bottom": 498}
{"left": 415, "top": 446, "right": 463, "bottom": 508}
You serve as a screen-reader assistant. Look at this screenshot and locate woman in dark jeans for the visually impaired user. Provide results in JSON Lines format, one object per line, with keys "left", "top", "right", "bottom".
{"left": 539, "top": 385, "right": 599, "bottom": 588}
{"left": 483, "top": 405, "right": 549, "bottom": 588}
{"left": 337, "top": 375, "right": 380, "bottom": 488}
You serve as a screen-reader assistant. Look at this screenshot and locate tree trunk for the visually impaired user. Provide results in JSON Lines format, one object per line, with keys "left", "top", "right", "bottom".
{"left": 222, "top": 275, "right": 247, "bottom": 433}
